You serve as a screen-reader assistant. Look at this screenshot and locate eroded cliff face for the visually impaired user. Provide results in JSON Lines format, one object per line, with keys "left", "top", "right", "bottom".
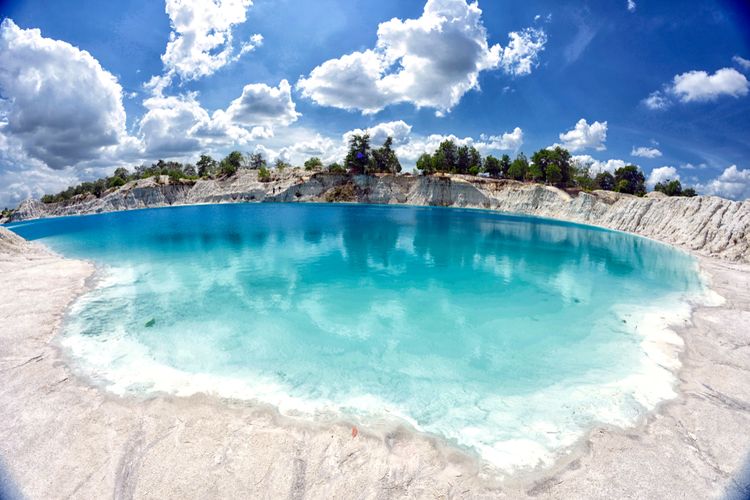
{"left": 7, "top": 170, "right": 749, "bottom": 262}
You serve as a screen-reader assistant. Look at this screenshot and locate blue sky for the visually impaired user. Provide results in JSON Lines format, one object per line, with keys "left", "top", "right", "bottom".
{"left": 1, "top": 0, "right": 749, "bottom": 206}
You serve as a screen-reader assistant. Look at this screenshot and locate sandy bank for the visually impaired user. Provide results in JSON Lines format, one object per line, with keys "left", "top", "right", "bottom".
{"left": 0, "top": 226, "right": 749, "bottom": 498}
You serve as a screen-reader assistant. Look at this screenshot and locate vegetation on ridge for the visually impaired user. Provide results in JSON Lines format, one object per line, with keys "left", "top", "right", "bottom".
{"left": 36, "top": 134, "right": 698, "bottom": 205}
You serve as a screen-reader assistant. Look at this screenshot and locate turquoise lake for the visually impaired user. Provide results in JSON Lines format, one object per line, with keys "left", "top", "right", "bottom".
{"left": 6, "top": 203, "right": 705, "bottom": 470}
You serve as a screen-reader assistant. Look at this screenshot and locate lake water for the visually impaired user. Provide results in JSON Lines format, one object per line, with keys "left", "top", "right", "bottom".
{"left": 7, "top": 203, "right": 705, "bottom": 471}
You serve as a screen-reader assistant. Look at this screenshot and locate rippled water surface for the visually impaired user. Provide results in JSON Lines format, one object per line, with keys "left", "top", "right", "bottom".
{"left": 7, "top": 203, "right": 704, "bottom": 470}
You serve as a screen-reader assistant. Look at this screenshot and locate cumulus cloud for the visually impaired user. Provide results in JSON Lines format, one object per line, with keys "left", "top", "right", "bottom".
{"left": 297, "top": 0, "right": 546, "bottom": 114}
{"left": 646, "top": 166, "right": 679, "bottom": 188}
{"left": 671, "top": 68, "right": 749, "bottom": 102}
{"left": 700, "top": 165, "right": 750, "bottom": 200}
{"left": 138, "top": 80, "right": 300, "bottom": 157}
{"left": 734, "top": 55, "right": 750, "bottom": 72}
{"left": 500, "top": 28, "right": 547, "bottom": 76}
{"left": 221, "top": 79, "right": 300, "bottom": 128}
{"left": 572, "top": 155, "right": 627, "bottom": 175}
{"left": 160, "top": 0, "right": 259, "bottom": 82}
{"left": 631, "top": 146, "right": 662, "bottom": 158}
{"left": 627, "top": 0, "right": 636, "bottom": 13}
{"left": 343, "top": 121, "right": 413, "bottom": 147}
{"left": 557, "top": 119, "right": 607, "bottom": 152}
{"left": 0, "top": 19, "right": 129, "bottom": 170}
{"left": 644, "top": 67, "right": 749, "bottom": 109}
{"left": 480, "top": 127, "right": 524, "bottom": 151}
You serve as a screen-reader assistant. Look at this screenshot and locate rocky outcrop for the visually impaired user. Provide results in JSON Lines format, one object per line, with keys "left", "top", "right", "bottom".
{"left": 7, "top": 170, "right": 749, "bottom": 262}
{"left": 0, "top": 226, "right": 29, "bottom": 255}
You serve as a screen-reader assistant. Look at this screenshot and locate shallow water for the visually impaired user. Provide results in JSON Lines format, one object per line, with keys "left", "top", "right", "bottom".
{"left": 7, "top": 203, "right": 704, "bottom": 470}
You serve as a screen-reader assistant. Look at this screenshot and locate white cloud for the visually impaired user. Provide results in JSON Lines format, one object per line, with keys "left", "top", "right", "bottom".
{"left": 343, "top": 121, "right": 413, "bottom": 148}
{"left": 137, "top": 80, "right": 300, "bottom": 158}
{"left": 138, "top": 93, "right": 210, "bottom": 157}
{"left": 671, "top": 68, "right": 749, "bottom": 102}
{"left": 480, "top": 127, "right": 524, "bottom": 151}
{"left": 627, "top": 0, "right": 636, "bottom": 13}
{"left": 646, "top": 166, "right": 679, "bottom": 188}
{"left": 644, "top": 67, "right": 749, "bottom": 109}
{"left": 222, "top": 79, "right": 300, "bottom": 128}
{"left": 160, "top": 0, "right": 258, "bottom": 82}
{"left": 643, "top": 91, "right": 670, "bottom": 110}
{"left": 0, "top": 19, "right": 129, "bottom": 170}
{"left": 500, "top": 28, "right": 547, "bottom": 76}
{"left": 572, "top": 155, "right": 627, "bottom": 175}
{"left": 732, "top": 55, "right": 750, "bottom": 72}
{"left": 297, "top": 0, "right": 545, "bottom": 114}
{"left": 700, "top": 165, "right": 750, "bottom": 200}
{"left": 557, "top": 119, "right": 607, "bottom": 152}
{"left": 631, "top": 146, "right": 662, "bottom": 158}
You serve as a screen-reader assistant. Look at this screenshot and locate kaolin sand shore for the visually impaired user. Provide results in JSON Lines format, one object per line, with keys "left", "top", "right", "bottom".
{"left": 0, "top": 226, "right": 749, "bottom": 499}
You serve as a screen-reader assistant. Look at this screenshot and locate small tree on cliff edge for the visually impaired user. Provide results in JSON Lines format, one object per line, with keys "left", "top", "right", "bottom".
{"left": 345, "top": 134, "right": 373, "bottom": 174}
{"left": 614, "top": 165, "right": 646, "bottom": 196}
{"left": 372, "top": 137, "right": 402, "bottom": 174}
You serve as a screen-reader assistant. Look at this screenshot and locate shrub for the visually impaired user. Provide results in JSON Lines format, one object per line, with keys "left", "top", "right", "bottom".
{"left": 258, "top": 166, "right": 271, "bottom": 182}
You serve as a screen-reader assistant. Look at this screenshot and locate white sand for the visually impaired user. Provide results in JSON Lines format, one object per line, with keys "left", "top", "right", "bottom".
{"left": 1, "top": 231, "right": 749, "bottom": 498}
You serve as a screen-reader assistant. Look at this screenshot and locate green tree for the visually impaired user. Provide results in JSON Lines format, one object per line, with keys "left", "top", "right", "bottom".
{"left": 434, "top": 140, "right": 458, "bottom": 173}
{"left": 107, "top": 176, "right": 126, "bottom": 189}
{"left": 654, "top": 179, "right": 683, "bottom": 196}
{"left": 530, "top": 147, "right": 572, "bottom": 185}
{"left": 248, "top": 152, "right": 266, "bottom": 170}
{"left": 499, "top": 154, "right": 511, "bottom": 178}
{"left": 456, "top": 145, "right": 471, "bottom": 174}
{"left": 113, "top": 167, "right": 130, "bottom": 180}
{"left": 528, "top": 160, "right": 545, "bottom": 182}
{"left": 484, "top": 155, "right": 502, "bottom": 178}
{"left": 683, "top": 187, "right": 697, "bottom": 197}
{"left": 594, "top": 172, "right": 615, "bottom": 191}
{"left": 197, "top": 155, "right": 218, "bottom": 178}
{"left": 546, "top": 163, "right": 563, "bottom": 185}
{"left": 274, "top": 158, "right": 290, "bottom": 171}
{"left": 219, "top": 151, "right": 244, "bottom": 176}
{"left": 508, "top": 153, "right": 529, "bottom": 180}
{"left": 327, "top": 162, "right": 346, "bottom": 173}
{"left": 614, "top": 165, "right": 646, "bottom": 195}
{"left": 372, "top": 137, "right": 402, "bottom": 174}
{"left": 469, "top": 146, "right": 482, "bottom": 174}
{"left": 304, "top": 157, "right": 324, "bottom": 171}
{"left": 416, "top": 153, "right": 435, "bottom": 175}
{"left": 345, "top": 133, "right": 372, "bottom": 174}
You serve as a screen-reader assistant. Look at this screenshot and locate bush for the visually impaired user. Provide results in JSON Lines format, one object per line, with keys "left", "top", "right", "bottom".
{"left": 327, "top": 162, "right": 346, "bottom": 173}
{"left": 258, "top": 166, "right": 271, "bottom": 182}
{"left": 304, "top": 157, "right": 323, "bottom": 171}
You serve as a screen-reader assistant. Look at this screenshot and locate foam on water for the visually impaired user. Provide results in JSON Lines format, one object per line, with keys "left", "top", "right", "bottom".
{"left": 8, "top": 203, "right": 710, "bottom": 472}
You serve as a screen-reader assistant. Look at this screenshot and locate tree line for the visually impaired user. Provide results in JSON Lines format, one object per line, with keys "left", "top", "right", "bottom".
{"left": 416, "top": 140, "right": 697, "bottom": 197}
{"left": 38, "top": 134, "right": 696, "bottom": 204}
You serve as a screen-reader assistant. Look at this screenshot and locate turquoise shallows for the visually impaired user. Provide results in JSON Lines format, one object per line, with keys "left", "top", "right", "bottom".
{"left": 7, "top": 203, "right": 703, "bottom": 470}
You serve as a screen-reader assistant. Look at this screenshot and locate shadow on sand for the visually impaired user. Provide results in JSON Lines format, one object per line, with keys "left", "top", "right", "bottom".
{"left": 726, "top": 452, "right": 750, "bottom": 500}
{"left": 0, "top": 459, "right": 22, "bottom": 500}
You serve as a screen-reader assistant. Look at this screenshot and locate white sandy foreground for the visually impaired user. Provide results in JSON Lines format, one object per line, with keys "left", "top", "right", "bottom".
{"left": 1, "top": 231, "right": 750, "bottom": 499}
